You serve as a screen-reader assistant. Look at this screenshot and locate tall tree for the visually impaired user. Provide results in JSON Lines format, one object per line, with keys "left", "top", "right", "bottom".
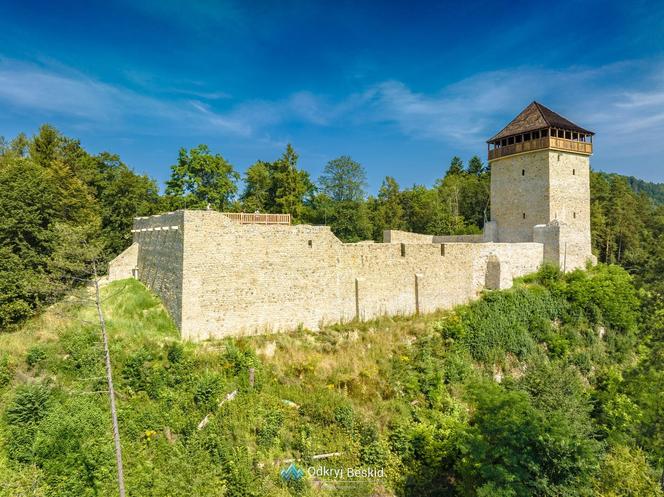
{"left": 240, "top": 161, "right": 271, "bottom": 212}
{"left": 369, "top": 176, "right": 406, "bottom": 240}
{"left": 467, "top": 155, "right": 485, "bottom": 176}
{"left": 30, "top": 125, "right": 63, "bottom": 168}
{"left": 315, "top": 156, "right": 371, "bottom": 241}
{"left": 319, "top": 156, "right": 367, "bottom": 202}
{"left": 94, "top": 153, "right": 161, "bottom": 258}
{"left": 446, "top": 156, "right": 465, "bottom": 176}
{"left": 165, "top": 145, "right": 239, "bottom": 211}
{"left": 267, "top": 144, "right": 313, "bottom": 221}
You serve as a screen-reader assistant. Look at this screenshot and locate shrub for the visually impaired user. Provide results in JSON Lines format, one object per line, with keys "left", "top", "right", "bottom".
{"left": 334, "top": 404, "right": 355, "bottom": 432}
{"left": 222, "top": 342, "right": 259, "bottom": 376}
{"left": 593, "top": 445, "right": 663, "bottom": 497}
{"left": 122, "top": 346, "right": 164, "bottom": 397}
{"left": 437, "top": 287, "right": 566, "bottom": 363}
{"left": 256, "top": 408, "right": 284, "bottom": 448}
{"left": 32, "top": 397, "right": 116, "bottom": 496}
{"left": 166, "top": 341, "right": 185, "bottom": 364}
{"left": 4, "top": 384, "right": 53, "bottom": 463}
{"left": 6, "top": 384, "right": 52, "bottom": 426}
{"left": 26, "top": 345, "right": 47, "bottom": 369}
{"left": 193, "top": 373, "right": 223, "bottom": 410}
{"left": 457, "top": 380, "right": 600, "bottom": 497}
{"left": 564, "top": 265, "right": 639, "bottom": 332}
{"left": 59, "top": 326, "right": 103, "bottom": 374}
{"left": 0, "top": 353, "right": 14, "bottom": 387}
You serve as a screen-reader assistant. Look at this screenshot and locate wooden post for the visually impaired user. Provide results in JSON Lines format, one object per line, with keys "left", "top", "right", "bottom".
{"left": 415, "top": 274, "right": 423, "bottom": 315}
{"left": 354, "top": 278, "right": 361, "bottom": 321}
{"left": 92, "top": 262, "right": 126, "bottom": 497}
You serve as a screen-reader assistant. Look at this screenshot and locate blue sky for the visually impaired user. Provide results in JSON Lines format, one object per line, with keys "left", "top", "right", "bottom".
{"left": 1, "top": 0, "right": 663, "bottom": 191}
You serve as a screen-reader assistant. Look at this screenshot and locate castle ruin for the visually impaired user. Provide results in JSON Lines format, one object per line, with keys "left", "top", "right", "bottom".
{"left": 108, "top": 102, "right": 596, "bottom": 340}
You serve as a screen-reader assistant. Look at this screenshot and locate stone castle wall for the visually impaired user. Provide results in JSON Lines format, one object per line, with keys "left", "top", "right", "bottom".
{"left": 548, "top": 152, "right": 593, "bottom": 270}
{"left": 106, "top": 210, "right": 545, "bottom": 339}
{"left": 491, "top": 149, "right": 551, "bottom": 243}
{"left": 171, "top": 211, "right": 542, "bottom": 340}
{"left": 490, "top": 149, "right": 593, "bottom": 270}
{"left": 131, "top": 212, "right": 185, "bottom": 329}
{"left": 105, "top": 149, "right": 595, "bottom": 340}
{"left": 383, "top": 230, "right": 434, "bottom": 244}
{"left": 106, "top": 242, "right": 139, "bottom": 281}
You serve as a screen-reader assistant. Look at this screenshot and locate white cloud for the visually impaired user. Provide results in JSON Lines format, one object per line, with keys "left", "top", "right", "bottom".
{"left": 1, "top": 56, "right": 664, "bottom": 169}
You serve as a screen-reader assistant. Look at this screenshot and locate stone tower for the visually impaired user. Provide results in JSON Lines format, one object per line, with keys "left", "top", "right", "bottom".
{"left": 487, "top": 101, "right": 595, "bottom": 270}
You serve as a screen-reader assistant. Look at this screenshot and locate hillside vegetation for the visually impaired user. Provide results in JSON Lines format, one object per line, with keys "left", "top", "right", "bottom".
{"left": 1, "top": 126, "right": 663, "bottom": 496}
{"left": 0, "top": 264, "right": 661, "bottom": 497}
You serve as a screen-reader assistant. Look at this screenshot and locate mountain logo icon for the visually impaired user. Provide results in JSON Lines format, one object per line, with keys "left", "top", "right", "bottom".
{"left": 280, "top": 463, "right": 305, "bottom": 481}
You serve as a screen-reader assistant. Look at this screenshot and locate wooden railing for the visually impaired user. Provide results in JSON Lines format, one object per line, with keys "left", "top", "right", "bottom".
{"left": 221, "top": 212, "right": 291, "bottom": 225}
{"left": 489, "top": 136, "right": 592, "bottom": 160}
{"left": 549, "top": 137, "right": 593, "bottom": 155}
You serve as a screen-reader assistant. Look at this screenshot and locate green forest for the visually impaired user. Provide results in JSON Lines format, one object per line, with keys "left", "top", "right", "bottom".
{"left": 0, "top": 126, "right": 663, "bottom": 496}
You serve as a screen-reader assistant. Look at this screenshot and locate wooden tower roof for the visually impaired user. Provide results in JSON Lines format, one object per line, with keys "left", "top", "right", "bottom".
{"left": 488, "top": 101, "right": 594, "bottom": 142}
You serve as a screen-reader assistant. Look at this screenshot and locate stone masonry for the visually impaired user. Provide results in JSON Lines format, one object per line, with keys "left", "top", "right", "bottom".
{"left": 107, "top": 102, "right": 597, "bottom": 340}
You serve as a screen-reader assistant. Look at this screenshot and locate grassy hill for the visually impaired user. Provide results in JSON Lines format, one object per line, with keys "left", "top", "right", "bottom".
{"left": 0, "top": 267, "right": 662, "bottom": 497}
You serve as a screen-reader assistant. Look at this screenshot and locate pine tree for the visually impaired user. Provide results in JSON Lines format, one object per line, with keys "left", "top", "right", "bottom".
{"left": 467, "top": 155, "right": 485, "bottom": 176}
{"left": 241, "top": 161, "right": 271, "bottom": 212}
{"left": 267, "top": 144, "right": 313, "bottom": 221}
{"left": 446, "top": 156, "right": 465, "bottom": 176}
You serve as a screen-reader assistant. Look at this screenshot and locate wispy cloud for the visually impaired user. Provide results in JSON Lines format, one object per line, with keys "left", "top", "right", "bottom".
{"left": 0, "top": 58, "right": 251, "bottom": 136}
{"left": 1, "top": 56, "right": 664, "bottom": 167}
{"left": 345, "top": 60, "right": 664, "bottom": 159}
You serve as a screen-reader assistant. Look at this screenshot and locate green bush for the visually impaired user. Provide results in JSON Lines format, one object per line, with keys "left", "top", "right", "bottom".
{"left": 122, "top": 346, "right": 164, "bottom": 398}
{"left": 456, "top": 380, "right": 600, "bottom": 497}
{"left": 6, "top": 384, "right": 52, "bottom": 426}
{"left": 166, "top": 341, "right": 185, "bottom": 363}
{"left": 32, "top": 397, "right": 115, "bottom": 496}
{"left": 0, "top": 353, "right": 13, "bottom": 387}
{"left": 59, "top": 326, "right": 104, "bottom": 374}
{"left": 334, "top": 404, "right": 355, "bottom": 432}
{"left": 4, "top": 384, "right": 53, "bottom": 463}
{"left": 437, "top": 286, "right": 566, "bottom": 363}
{"left": 26, "top": 345, "right": 47, "bottom": 369}
{"left": 565, "top": 265, "right": 639, "bottom": 332}
{"left": 256, "top": 408, "right": 284, "bottom": 448}
{"left": 193, "top": 373, "right": 223, "bottom": 410}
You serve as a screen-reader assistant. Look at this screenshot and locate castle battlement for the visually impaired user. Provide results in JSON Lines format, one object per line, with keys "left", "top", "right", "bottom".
{"left": 108, "top": 103, "right": 596, "bottom": 340}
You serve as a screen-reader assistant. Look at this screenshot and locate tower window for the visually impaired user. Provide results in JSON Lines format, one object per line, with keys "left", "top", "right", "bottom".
{"left": 572, "top": 169, "right": 576, "bottom": 175}
{"left": 522, "top": 213, "right": 526, "bottom": 219}
{"left": 401, "top": 243, "right": 406, "bottom": 257}
{"left": 308, "top": 240, "right": 313, "bottom": 247}
{"left": 573, "top": 212, "right": 577, "bottom": 219}
{"left": 522, "top": 169, "right": 525, "bottom": 176}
